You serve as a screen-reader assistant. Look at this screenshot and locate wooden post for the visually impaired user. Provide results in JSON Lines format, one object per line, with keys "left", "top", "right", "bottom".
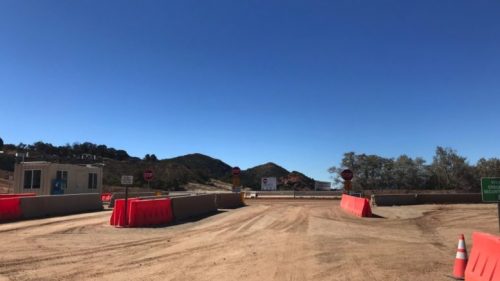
{"left": 343, "top": 180, "right": 352, "bottom": 194}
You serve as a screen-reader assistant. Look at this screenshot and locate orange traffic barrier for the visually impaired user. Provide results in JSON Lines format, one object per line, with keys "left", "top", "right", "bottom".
{"left": 340, "top": 194, "right": 372, "bottom": 217}
{"left": 465, "top": 232, "right": 500, "bottom": 281}
{"left": 128, "top": 199, "right": 173, "bottom": 227}
{"left": 453, "top": 234, "right": 468, "bottom": 279}
{"left": 0, "top": 198, "right": 22, "bottom": 222}
{"left": 0, "top": 193, "right": 36, "bottom": 199}
{"left": 109, "top": 198, "right": 138, "bottom": 227}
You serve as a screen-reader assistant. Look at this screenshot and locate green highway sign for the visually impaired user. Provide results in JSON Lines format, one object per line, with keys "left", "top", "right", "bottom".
{"left": 481, "top": 177, "right": 500, "bottom": 202}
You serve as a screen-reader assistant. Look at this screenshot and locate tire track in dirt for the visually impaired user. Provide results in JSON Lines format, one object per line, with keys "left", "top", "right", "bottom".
{"left": 0, "top": 236, "right": 171, "bottom": 271}
{"left": 0, "top": 205, "right": 271, "bottom": 280}
{"left": 208, "top": 205, "right": 271, "bottom": 236}
{"left": 0, "top": 211, "right": 110, "bottom": 234}
{"left": 412, "top": 208, "right": 449, "bottom": 253}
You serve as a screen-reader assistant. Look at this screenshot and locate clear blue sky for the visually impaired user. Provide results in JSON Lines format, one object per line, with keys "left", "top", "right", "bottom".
{"left": 1, "top": 1, "right": 499, "bottom": 181}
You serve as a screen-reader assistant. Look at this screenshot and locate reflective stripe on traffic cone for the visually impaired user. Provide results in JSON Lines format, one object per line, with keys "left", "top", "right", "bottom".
{"left": 453, "top": 234, "right": 468, "bottom": 280}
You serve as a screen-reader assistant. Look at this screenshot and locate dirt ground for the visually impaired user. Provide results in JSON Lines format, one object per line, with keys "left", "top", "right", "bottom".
{"left": 0, "top": 200, "right": 498, "bottom": 281}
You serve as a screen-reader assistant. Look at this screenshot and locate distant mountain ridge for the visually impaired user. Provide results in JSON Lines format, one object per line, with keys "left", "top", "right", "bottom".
{"left": 0, "top": 142, "right": 316, "bottom": 190}
{"left": 240, "top": 162, "right": 315, "bottom": 190}
{"left": 101, "top": 153, "right": 233, "bottom": 190}
{"left": 102, "top": 154, "right": 315, "bottom": 190}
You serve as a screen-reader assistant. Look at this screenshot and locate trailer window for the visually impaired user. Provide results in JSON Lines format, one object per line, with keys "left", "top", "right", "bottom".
{"left": 88, "top": 173, "right": 98, "bottom": 189}
{"left": 24, "top": 170, "right": 41, "bottom": 189}
{"left": 56, "top": 170, "right": 68, "bottom": 188}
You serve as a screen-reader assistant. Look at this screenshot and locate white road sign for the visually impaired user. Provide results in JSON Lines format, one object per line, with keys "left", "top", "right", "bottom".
{"left": 261, "top": 177, "right": 277, "bottom": 191}
{"left": 121, "top": 175, "right": 133, "bottom": 185}
{"left": 315, "top": 181, "right": 332, "bottom": 191}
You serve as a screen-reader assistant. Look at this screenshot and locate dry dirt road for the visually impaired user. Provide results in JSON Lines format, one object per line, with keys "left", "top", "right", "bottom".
{"left": 0, "top": 200, "right": 497, "bottom": 281}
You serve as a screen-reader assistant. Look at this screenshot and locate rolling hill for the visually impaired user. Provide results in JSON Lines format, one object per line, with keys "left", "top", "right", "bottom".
{"left": 103, "top": 155, "right": 316, "bottom": 190}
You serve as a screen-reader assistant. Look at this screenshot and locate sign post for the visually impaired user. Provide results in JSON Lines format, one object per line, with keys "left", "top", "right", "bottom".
{"left": 340, "top": 169, "right": 354, "bottom": 194}
{"left": 121, "top": 175, "right": 133, "bottom": 227}
{"left": 232, "top": 167, "right": 241, "bottom": 193}
{"left": 481, "top": 177, "right": 500, "bottom": 232}
{"left": 143, "top": 170, "right": 154, "bottom": 191}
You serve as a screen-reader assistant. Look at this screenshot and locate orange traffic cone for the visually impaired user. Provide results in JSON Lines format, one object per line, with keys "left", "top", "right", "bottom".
{"left": 453, "top": 234, "right": 468, "bottom": 279}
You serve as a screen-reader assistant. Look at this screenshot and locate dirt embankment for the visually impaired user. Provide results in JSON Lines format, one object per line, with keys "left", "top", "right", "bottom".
{"left": 0, "top": 200, "right": 497, "bottom": 281}
{"left": 0, "top": 169, "right": 14, "bottom": 193}
{"left": 0, "top": 180, "right": 13, "bottom": 193}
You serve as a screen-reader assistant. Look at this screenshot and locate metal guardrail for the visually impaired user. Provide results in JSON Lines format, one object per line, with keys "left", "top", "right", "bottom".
{"left": 294, "top": 191, "right": 343, "bottom": 196}
{"left": 244, "top": 190, "right": 342, "bottom": 198}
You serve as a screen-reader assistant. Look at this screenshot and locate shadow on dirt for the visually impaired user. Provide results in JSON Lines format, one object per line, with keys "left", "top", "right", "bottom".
{"left": 146, "top": 210, "right": 229, "bottom": 228}
{"left": 369, "top": 213, "right": 385, "bottom": 219}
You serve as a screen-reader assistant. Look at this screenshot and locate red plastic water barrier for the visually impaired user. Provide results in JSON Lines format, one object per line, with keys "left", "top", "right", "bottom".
{"left": 128, "top": 199, "right": 173, "bottom": 227}
{"left": 0, "top": 198, "right": 22, "bottom": 221}
{"left": 340, "top": 194, "right": 372, "bottom": 217}
{"left": 109, "top": 198, "right": 139, "bottom": 227}
{"left": 0, "top": 193, "right": 36, "bottom": 199}
{"left": 100, "top": 193, "right": 112, "bottom": 202}
{"left": 465, "top": 232, "right": 500, "bottom": 281}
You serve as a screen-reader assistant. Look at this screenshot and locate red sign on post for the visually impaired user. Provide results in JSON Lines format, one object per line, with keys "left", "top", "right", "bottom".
{"left": 143, "top": 170, "right": 154, "bottom": 182}
{"left": 340, "top": 169, "right": 353, "bottom": 181}
{"left": 232, "top": 167, "right": 241, "bottom": 176}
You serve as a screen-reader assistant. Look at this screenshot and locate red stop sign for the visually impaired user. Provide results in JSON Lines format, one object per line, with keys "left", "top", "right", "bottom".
{"left": 143, "top": 170, "right": 154, "bottom": 182}
{"left": 232, "top": 167, "right": 241, "bottom": 176}
{"left": 340, "top": 169, "right": 353, "bottom": 181}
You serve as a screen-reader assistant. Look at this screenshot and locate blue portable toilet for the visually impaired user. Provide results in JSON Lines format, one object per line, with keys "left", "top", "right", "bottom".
{"left": 51, "top": 179, "right": 66, "bottom": 195}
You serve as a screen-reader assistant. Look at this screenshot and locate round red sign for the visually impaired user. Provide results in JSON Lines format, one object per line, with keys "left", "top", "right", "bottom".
{"left": 340, "top": 169, "right": 353, "bottom": 181}
{"left": 143, "top": 170, "right": 154, "bottom": 182}
{"left": 232, "top": 167, "right": 241, "bottom": 176}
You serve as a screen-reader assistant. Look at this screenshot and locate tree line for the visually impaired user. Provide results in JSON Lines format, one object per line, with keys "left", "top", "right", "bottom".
{"left": 3, "top": 141, "right": 131, "bottom": 161}
{"left": 329, "top": 147, "right": 500, "bottom": 191}
{"left": 0, "top": 139, "right": 163, "bottom": 171}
